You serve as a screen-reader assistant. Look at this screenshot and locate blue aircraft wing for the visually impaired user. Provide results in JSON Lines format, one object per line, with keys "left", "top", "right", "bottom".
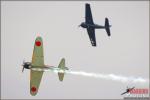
{"left": 85, "top": 3, "right": 94, "bottom": 24}
{"left": 87, "top": 28, "right": 96, "bottom": 46}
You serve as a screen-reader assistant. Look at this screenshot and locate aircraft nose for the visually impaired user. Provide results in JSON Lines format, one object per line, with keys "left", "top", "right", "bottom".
{"left": 78, "top": 24, "right": 81, "bottom": 27}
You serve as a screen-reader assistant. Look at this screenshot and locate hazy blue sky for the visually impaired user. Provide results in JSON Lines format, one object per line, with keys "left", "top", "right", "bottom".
{"left": 1, "top": 1, "right": 149, "bottom": 99}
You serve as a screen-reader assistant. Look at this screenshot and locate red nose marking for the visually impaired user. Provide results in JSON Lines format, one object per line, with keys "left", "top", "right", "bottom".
{"left": 35, "top": 41, "right": 41, "bottom": 46}
{"left": 31, "top": 86, "right": 37, "bottom": 92}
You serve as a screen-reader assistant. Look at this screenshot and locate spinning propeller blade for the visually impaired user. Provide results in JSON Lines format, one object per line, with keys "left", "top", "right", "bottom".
{"left": 22, "top": 60, "right": 25, "bottom": 72}
{"left": 22, "top": 66, "right": 25, "bottom": 72}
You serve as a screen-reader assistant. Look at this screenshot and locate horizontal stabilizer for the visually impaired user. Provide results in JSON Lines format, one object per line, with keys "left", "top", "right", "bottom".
{"left": 58, "top": 58, "right": 68, "bottom": 81}
{"left": 58, "top": 72, "right": 64, "bottom": 81}
{"left": 105, "top": 18, "right": 111, "bottom": 36}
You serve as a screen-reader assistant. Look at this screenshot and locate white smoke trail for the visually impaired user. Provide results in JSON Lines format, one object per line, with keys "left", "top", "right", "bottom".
{"left": 32, "top": 68, "right": 149, "bottom": 84}
{"left": 53, "top": 70, "right": 149, "bottom": 84}
{"left": 69, "top": 71, "right": 149, "bottom": 83}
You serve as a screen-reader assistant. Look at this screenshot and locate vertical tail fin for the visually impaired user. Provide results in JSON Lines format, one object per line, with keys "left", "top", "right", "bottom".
{"left": 58, "top": 58, "right": 68, "bottom": 81}
{"left": 105, "top": 18, "right": 111, "bottom": 36}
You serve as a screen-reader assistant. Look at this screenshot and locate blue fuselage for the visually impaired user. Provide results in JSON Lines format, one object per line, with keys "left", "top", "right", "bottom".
{"left": 80, "top": 22, "right": 105, "bottom": 29}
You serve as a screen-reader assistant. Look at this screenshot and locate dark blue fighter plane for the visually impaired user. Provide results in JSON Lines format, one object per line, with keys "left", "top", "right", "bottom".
{"left": 79, "top": 3, "right": 111, "bottom": 46}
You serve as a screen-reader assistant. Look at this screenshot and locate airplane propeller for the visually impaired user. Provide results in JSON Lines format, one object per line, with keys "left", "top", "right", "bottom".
{"left": 22, "top": 60, "right": 25, "bottom": 72}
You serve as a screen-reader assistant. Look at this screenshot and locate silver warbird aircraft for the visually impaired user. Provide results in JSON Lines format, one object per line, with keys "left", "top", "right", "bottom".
{"left": 79, "top": 3, "right": 111, "bottom": 46}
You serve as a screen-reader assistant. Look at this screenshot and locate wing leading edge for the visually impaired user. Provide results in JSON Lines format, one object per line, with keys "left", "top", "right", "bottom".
{"left": 85, "top": 3, "right": 94, "bottom": 24}
{"left": 30, "top": 36, "right": 44, "bottom": 96}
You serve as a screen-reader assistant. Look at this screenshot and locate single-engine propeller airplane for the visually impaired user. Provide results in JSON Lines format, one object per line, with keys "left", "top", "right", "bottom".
{"left": 79, "top": 3, "right": 111, "bottom": 46}
{"left": 22, "top": 36, "right": 69, "bottom": 96}
{"left": 121, "top": 87, "right": 135, "bottom": 95}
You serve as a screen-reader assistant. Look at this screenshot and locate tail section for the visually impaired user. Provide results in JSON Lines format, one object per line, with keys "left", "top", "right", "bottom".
{"left": 58, "top": 58, "right": 68, "bottom": 81}
{"left": 105, "top": 18, "right": 111, "bottom": 36}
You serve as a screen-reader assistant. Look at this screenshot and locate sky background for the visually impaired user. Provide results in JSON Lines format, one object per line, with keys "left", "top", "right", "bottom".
{"left": 1, "top": 1, "right": 149, "bottom": 99}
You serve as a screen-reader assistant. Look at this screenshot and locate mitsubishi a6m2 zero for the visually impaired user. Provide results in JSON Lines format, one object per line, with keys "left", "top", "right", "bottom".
{"left": 22, "top": 36, "right": 69, "bottom": 96}
{"left": 79, "top": 3, "right": 111, "bottom": 46}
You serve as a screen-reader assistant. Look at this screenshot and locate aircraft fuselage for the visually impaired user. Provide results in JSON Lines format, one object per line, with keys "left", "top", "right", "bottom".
{"left": 22, "top": 62, "right": 68, "bottom": 71}
{"left": 80, "top": 22, "right": 105, "bottom": 29}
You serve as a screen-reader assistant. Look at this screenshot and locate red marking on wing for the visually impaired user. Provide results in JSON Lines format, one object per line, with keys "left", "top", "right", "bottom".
{"left": 35, "top": 41, "right": 41, "bottom": 46}
{"left": 31, "top": 86, "right": 37, "bottom": 92}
